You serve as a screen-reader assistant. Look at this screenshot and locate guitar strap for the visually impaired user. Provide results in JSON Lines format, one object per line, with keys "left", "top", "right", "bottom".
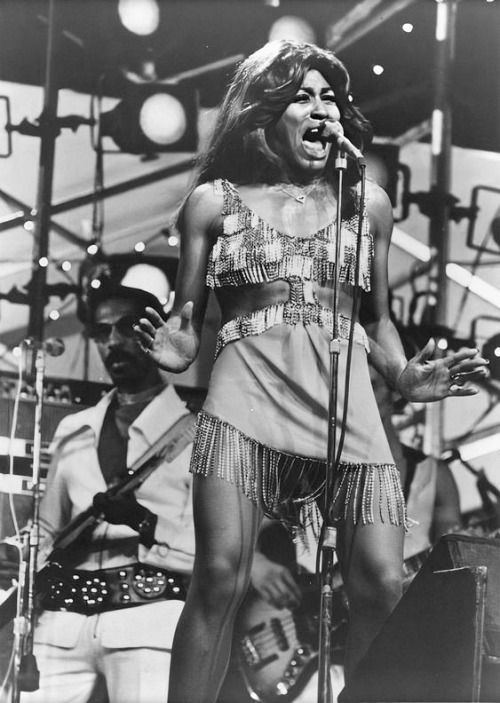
{"left": 126, "top": 410, "right": 197, "bottom": 473}
{"left": 0, "top": 410, "right": 197, "bottom": 628}
{"left": 48, "top": 410, "right": 197, "bottom": 554}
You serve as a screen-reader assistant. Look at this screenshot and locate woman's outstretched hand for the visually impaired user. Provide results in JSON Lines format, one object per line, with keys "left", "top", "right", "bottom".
{"left": 397, "top": 338, "right": 490, "bottom": 403}
{"left": 134, "top": 301, "right": 199, "bottom": 372}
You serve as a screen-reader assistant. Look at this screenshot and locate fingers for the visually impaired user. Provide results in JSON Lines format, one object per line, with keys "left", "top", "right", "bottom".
{"left": 143, "top": 306, "right": 165, "bottom": 327}
{"left": 447, "top": 347, "right": 490, "bottom": 384}
{"left": 448, "top": 382, "right": 479, "bottom": 396}
{"left": 447, "top": 350, "right": 489, "bottom": 397}
{"left": 260, "top": 569, "right": 301, "bottom": 609}
{"left": 446, "top": 345, "right": 485, "bottom": 366}
{"left": 412, "top": 337, "right": 436, "bottom": 362}
{"left": 133, "top": 313, "right": 157, "bottom": 352}
{"left": 134, "top": 306, "right": 167, "bottom": 352}
{"left": 282, "top": 571, "right": 302, "bottom": 602}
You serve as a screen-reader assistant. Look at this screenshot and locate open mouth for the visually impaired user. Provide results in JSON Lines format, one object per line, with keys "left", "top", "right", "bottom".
{"left": 302, "top": 127, "right": 328, "bottom": 153}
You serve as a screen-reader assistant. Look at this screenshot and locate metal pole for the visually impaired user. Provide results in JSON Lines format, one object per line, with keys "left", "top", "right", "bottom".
{"left": 317, "top": 153, "right": 347, "bottom": 703}
{"left": 424, "top": 0, "right": 458, "bottom": 459}
{"left": 27, "top": 0, "right": 59, "bottom": 343}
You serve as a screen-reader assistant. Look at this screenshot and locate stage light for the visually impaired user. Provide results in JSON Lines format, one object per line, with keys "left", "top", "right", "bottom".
{"left": 121, "top": 263, "right": 172, "bottom": 307}
{"left": 118, "top": 0, "right": 160, "bottom": 36}
{"left": 99, "top": 85, "right": 198, "bottom": 155}
{"left": 483, "top": 333, "right": 500, "bottom": 381}
{"left": 268, "top": 16, "right": 316, "bottom": 43}
{"left": 78, "top": 253, "right": 179, "bottom": 324}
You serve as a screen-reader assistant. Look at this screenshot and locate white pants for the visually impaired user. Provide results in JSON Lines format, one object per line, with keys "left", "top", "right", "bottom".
{"left": 19, "top": 614, "right": 171, "bottom": 703}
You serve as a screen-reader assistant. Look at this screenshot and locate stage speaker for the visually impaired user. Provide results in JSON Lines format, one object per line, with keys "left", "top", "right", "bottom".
{"left": 340, "top": 534, "right": 500, "bottom": 703}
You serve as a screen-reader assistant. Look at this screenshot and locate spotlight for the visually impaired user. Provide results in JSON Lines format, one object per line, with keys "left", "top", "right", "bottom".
{"left": 99, "top": 84, "right": 198, "bottom": 155}
{"left": 118, "top": 0, "right": 160, "bottom": 36}
{"left": 268, "top": 16, "right": 316, "bottom": 43}
{"left": 78, "top": 253, "right": 178, "bottom": 323}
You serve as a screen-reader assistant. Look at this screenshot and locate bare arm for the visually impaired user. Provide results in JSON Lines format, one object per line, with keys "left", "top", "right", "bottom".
{"left": 362, "top": 183, "right": 490, "bottom": 401}
{"left": 135, "top": 184, "right": 221, "bottom": 372}
{"left": 361, "top": 183, "right": 408, "bottom": 387}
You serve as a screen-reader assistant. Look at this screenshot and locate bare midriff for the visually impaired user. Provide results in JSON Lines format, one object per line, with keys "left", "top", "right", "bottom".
{"left": 216, "top": 278, "right": 355, "bottom": 326}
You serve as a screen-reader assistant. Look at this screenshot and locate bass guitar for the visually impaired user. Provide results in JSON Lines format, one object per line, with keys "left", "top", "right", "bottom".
{"left": 0, "top": 411, "right": 196, "bottom": 630}
{"left": 234, "top": 547, "right": 431, "bottom": 703}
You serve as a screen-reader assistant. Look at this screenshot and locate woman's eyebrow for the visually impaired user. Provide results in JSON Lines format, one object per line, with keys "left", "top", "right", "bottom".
{"left": 298, "top": 85, "right": 335, "bottom": 95}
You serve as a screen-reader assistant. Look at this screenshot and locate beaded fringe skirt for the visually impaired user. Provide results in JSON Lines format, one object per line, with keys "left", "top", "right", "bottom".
{"left": 190, "top": 410, "right": 407, "bottom": 534}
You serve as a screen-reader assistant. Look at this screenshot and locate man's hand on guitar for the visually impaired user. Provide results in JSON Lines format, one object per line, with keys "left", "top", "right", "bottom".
{"left": 0, "top": 541, "right": 21, "bottom": 589}
{"left": 92, "top": 492, "right": 158, "bottom": 548}
{"left": 250, "top": 552, "right": 301, "bottom": 610}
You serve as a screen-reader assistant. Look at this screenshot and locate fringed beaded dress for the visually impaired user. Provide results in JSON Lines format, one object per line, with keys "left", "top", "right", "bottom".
{"left": 190, "top": 179, "right": 405, "bottom": 533}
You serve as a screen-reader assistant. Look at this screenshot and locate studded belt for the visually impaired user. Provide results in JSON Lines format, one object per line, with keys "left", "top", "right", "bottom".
{"left": 37, "top": 562, "right": 189, "bottom": 615}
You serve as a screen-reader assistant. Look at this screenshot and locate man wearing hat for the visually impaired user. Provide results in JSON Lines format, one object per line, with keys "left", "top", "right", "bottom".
{"left": 0, "top": 281, "right": 197, "bottom": 703}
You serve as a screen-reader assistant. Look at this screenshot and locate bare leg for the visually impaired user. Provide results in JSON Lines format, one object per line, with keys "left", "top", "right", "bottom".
{"left": 167, "top": 474, "right": 263, "bottom": 703}
{"left": 336, "top": 473, "right": 405, "bottom": 681}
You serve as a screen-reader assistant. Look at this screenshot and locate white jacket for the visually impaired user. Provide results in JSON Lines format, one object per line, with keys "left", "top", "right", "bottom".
{"left": 34, "top": 383, "right": 195, "bottom": 650}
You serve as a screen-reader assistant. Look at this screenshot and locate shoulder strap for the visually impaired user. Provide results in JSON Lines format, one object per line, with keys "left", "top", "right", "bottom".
{"left": 48, "top": 412, "right": 197, "bottom": 554}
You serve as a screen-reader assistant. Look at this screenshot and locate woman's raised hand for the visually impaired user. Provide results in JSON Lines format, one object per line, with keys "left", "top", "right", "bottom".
{"left": 397, "top": 338, "right": 490, "bottom": 403}
{"left": 134, "top": 301, "right": 199, "bottom": 372}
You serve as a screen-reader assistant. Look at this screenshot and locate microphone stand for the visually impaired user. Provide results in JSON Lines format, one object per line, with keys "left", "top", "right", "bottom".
{"left": 317, "top": 152, "right": 366, "bottom": 703}
{"left": 11, "top": 343, "right": 44, "bottom": 702}
{"left": 317, "top": 149, "right": 346, "bottom": 703}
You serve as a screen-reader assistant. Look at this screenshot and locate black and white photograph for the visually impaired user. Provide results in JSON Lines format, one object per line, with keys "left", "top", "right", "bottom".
{"left": 0, "top": 2, "right": 499, "bottom": 702}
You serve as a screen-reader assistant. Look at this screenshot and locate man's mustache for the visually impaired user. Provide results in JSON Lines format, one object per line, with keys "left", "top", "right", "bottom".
{"left": 104, "top": 351, "right": 138, "bottom": 369}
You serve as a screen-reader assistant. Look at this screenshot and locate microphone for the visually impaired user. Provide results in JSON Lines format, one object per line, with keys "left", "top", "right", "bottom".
{"left": 23, "top": 337, "right": 66, "bottom": 357}
{"left": 322, "top": 121, "right": 365, "bottom": 164}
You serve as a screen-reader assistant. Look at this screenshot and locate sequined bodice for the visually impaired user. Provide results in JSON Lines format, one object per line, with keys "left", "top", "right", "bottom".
{"left": 207, "top": 179, "right": 374, "bottom": 357}
{"left": 207, "top": 179, "right": 373, "bottom": 292}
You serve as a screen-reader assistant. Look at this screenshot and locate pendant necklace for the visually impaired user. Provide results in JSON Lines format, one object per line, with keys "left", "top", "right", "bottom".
{"left": 276, "top": 182, "right": 316, "bottom": 204}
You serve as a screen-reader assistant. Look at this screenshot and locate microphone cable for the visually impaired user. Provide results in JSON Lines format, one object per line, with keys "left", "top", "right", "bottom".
{"left": 316, "top": 162, "right": 367, "bottom": 571}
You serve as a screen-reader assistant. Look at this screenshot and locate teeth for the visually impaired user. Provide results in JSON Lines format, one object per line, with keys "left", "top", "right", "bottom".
{"left": 304, "top": 127, "right": 324, "bottom": 143}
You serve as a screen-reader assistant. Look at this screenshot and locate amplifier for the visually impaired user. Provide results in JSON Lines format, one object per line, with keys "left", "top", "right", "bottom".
{"left": 0, "top": 373, "right": 110, "bottom": 496}
{"left": 0, "top": 375, "right": 206, "bottom": 498}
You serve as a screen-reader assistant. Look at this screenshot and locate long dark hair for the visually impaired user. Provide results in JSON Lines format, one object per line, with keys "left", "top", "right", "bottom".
{"left": 196, "top": 39, "right": 372, "bottom": 187}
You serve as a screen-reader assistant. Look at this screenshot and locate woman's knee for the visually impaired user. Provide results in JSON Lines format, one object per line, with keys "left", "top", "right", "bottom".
{"left": 191, "top": 553, "right": 252, "bottom": 607}
{"left": 347, "top": 565, "right": 402, "bottom": 615}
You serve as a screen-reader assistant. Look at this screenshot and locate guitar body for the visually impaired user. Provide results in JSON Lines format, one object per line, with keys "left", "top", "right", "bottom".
{"left": 231, "top": 540, "right": 433, "bottom": 703}
{"left": 234, "top": 572, "right": 349, "bottom": 703}
{"left": 236, "top": 590, "right": 318, "bottom": 702}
